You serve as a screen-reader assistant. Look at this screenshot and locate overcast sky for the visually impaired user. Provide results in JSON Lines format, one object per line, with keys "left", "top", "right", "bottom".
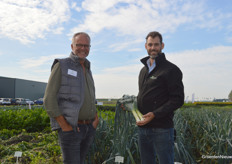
{"left": 0, "top": 0, "right": 232, "bottom": 100}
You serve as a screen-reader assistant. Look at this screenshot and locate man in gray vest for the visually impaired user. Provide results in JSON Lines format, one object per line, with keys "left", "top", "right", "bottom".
{"left": 44, "top": 32, "right": 99, "bottom": 164}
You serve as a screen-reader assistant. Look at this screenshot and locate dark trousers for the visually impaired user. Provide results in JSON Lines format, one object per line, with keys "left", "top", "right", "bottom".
{"left": 138, "top": 127, "right": 174, "bottom": 164}
{"left": 58, "top": 124, "right": 96, "bottom": 164}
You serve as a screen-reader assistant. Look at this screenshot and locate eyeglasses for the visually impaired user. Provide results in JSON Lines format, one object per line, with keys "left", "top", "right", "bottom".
{"left": 75, "top": 44, "right": 91, "bottom": 48}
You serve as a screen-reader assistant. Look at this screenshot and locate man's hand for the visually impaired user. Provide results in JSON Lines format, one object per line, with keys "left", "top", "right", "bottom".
{"left": 62, "top": 124, "right": 73, "bottom": 132}
{"left": 55, "top": 115, "right": 73, "bottom": 132}
{"left": 136, "top": 112, "right": 155, "bottom": 126}
{"left": 92, "top": 113, "right": 99, "bottom": 129}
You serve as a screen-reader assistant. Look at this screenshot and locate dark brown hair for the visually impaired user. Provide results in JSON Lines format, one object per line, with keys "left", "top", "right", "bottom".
{"left": 145, "top": 31, "right": 163, "bottom": 44}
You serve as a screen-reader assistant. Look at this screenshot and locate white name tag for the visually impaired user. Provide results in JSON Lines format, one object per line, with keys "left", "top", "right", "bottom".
{"left": 68, "top": 69, "right": 77, "bottom": 77}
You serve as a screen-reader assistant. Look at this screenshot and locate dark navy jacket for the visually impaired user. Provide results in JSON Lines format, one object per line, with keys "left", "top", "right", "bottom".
{"left": 137, "top": 53, "right": 184, "bottom": 128}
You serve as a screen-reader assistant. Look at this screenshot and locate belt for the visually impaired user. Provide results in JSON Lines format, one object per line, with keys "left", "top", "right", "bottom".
{"left": 78, "top": 119, "right": 93, "bottom": 124}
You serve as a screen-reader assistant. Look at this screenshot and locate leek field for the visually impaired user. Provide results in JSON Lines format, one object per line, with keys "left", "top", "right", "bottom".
{"left": 1, "top": 103, "right": 232, "bottom": 164}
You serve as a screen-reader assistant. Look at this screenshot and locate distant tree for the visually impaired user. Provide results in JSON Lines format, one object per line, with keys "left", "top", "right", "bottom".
{"left": 229, "top": 90, "right": 232, "bottom": 101}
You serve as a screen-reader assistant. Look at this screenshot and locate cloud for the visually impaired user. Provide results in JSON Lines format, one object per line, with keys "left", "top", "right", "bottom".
{"left": 19, "top": 54, "right": 66, "bottom": 69}
{"left": 68, "top": 0, "right": 232, "bottom": 54}
{"left": 94, "top": 45, "right": 232, "bottom": 98}
{"left": 71, "top": 2, "right": 82, "bottom": 12}
{"left": 9, "top": 54, "right": 67, "bottom": 82}
{"left": 0, "top": 0, "right": 70, "bottom": 44}
{"left": 0, "top": 65, "right": 49, "bottom": 83}
{"left": 108, "top": 39, "right": 143, "bottom": 52}
{"left": 94, "top": 73, "right": 139, "bottom": 98}
{"left": 128, "top": 48, "right": 142, "bottom": 52}
{"left": 167, "top": 46, "right": 232, "bottom": 69}
{"left": 70, "top": 0, "right": 231, "bottom": 38}
{"left": 167, "top": 46, "right": 232, "bottom": 99}
{"left": 103, "top": 64, "right": 141, "bottom": 75}
{"left": 94, "top": 63, "right": 142, "bottom": 98}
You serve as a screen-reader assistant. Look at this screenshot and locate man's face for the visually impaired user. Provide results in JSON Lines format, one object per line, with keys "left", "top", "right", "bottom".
{"left": 145, "top": 36, "right": 164, "bottom": 59}
{"left": 71, "top": 34, "right": 90, "bottom": 60}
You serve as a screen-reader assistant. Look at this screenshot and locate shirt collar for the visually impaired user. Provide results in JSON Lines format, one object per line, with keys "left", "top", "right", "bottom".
{"left": 69, "top": 52, "right": 91, "bottom": 69}
{"left": 146, "top": 58, "right": 156, "bottom": 73}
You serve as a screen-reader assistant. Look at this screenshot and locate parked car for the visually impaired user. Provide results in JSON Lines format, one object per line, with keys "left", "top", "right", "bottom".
{"left": 15, "top": 98, "right": 27, "bottom": 105}
{"left": 34, "top": 98, "right": 43, "bottom": 105}
{"left": 10, "top": 98, "right": 17, "bottom": 105}
{"left": 25, "top": 99, "right": 34, "bottom": 105}
{"left": 0, "top": 98, "right": 11, "bottom": 105}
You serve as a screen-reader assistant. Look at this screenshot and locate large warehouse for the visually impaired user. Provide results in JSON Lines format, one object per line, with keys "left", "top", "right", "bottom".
{"left": 0, "top": 76, "right": 47, "bottom": 101}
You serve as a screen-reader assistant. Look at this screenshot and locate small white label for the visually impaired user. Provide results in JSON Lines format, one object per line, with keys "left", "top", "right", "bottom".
{"left": 14, "top": 151, "right": 22, "bottom": 157}
{"left": 97, "top": 102, "right": 103, "bottom": 105}
{"left": 68, "top": 69, "right": 77, "bottom": 77}
{"left": 115, "top": 156, "right": 124, "bottom": 163}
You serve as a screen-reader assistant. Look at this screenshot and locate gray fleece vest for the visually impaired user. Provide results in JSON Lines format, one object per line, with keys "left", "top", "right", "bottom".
{"left": 50, "top": 54, "right": 91, "bottom": 130}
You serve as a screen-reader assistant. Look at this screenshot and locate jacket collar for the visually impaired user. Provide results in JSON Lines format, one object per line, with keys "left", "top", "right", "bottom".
{"left": 141, "top": 53, "right": 166, "bottom": 67}
{"left": 69, "top": 52, "right": 91, "bottom": 69}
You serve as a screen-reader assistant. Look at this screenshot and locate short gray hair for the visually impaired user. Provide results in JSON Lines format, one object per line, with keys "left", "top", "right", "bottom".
{"left": 72, "top": 32, "right": 91, "bottom": 44}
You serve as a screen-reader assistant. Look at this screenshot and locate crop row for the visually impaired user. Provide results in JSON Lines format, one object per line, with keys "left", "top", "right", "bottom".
{"left": 1, "top": 105, "right": 232, "bottom": 163}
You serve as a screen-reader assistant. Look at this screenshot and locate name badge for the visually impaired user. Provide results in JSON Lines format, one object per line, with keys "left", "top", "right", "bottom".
{"left": 68, "top": 69, "right": 77, "bottom": 77}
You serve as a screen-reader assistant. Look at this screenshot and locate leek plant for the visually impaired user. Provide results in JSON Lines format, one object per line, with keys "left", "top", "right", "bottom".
{"left": 103, "top": 95, "right": 140, "bottom": 164}
{"left": 118, "top": 95, "right": 144, "bottom": 122}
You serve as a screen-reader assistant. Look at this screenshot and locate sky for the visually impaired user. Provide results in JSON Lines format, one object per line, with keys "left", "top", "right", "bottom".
{"left": 0, "top": 0, "right": 232, "bottom": 100}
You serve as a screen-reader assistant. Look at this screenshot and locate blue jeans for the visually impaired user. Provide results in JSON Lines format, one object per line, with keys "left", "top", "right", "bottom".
{"left": 58, "top": 124, "right": 96, "bottom": 164}
{"left": 138, "top": 127, "right": 174, "bottom": 164}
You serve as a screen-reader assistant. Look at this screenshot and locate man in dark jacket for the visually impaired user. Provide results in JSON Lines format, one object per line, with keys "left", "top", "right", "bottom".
{"left": 136, "top": 31, "right": 184, "bottom": 164}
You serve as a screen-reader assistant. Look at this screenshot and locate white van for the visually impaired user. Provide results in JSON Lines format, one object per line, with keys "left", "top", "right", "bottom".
{"left": 0, "top": 98, "right": 11, "bottom": 105}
